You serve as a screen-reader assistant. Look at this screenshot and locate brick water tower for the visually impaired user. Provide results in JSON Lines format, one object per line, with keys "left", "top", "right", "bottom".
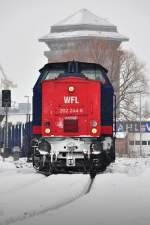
{"left": 39, "top": 9, "right": 128, "bottom": 90}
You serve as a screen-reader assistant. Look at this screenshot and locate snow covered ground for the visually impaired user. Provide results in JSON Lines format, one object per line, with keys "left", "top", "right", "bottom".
{"left": 1, "top": 156, "right": 150, "bottom": 225}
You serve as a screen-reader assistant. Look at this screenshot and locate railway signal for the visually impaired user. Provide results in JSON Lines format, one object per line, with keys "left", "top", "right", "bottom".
{"left": 1, "top": 89, "right": 11, "bottom": 156}
{"left": 2, "top": 90, "right": 11, "bottom": 107}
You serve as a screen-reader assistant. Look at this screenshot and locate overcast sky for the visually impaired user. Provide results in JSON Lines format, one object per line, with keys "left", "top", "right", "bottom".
{"left": 0, "top": 0, "right": 150, "bottom": 104}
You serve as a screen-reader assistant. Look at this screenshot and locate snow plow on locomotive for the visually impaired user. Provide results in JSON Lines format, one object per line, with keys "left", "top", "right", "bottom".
{"left": 31, "top": 61, "right": 116, "bottom": 177}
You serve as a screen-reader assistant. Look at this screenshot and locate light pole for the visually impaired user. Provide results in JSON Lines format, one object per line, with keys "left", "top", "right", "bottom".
{"left": 24, "top": 95, "right": 30, "bottom": 161}
{"left": 139, "top": 92, "right": 142, "bottom": 156}
{"left": 24, "top": 95, "right": 30, "bottom": 123}
{"left": 127, "top": 91, "right": 150, "bottom": 157}
{"left": 4, "top": 106, "right": 8, "bottom": 150}
{"left": 127, "top": 91, "right": 142, "bottom": 157}
{"left": 138, "top": 92, "right": 150, "bottom": 157}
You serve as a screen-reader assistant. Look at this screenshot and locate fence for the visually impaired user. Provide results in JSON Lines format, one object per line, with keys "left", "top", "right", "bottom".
{"left": 0, "top": 122, "right": 32, "bottom": 157}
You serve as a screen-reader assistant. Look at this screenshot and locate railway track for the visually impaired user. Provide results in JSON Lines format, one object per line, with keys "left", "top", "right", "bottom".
{"left": 0, "top": 174, "right": 95, "bottom": 225}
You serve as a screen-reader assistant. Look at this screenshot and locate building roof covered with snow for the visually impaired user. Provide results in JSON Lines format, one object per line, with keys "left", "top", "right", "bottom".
{"left": 53, "top": 8, "right": 114, "bottom": 27}
{"left": 39, "top": 9, "right": 128, "bottom": 43}
{"left": 39, "top": 9, "right": 129, "bottom": 63}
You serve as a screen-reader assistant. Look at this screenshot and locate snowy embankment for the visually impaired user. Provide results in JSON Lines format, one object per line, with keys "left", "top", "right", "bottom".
{"left": 1, "top": 157, "right": 150, "bottom": 225}
{"left": 0, "top": 157, "right": 90, "bottom": 225}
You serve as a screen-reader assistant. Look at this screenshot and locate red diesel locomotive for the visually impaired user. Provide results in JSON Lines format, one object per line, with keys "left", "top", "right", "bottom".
{"left": 32, "top": 61, "right": 116, "bottom": 177}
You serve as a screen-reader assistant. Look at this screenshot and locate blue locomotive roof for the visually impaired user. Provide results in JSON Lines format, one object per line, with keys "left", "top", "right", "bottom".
{"left": 33, "top": 61, "right": 113, "bottom": 91}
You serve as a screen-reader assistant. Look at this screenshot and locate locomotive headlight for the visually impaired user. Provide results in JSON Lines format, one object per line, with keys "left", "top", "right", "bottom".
{"left": 45, "top": 128, "right": 51, "bottom": 134}
{"left": 91, "top": 128, "right": 97, "bottom": 134}
{"left": 68, "top": 86, "right": 75, "bottom": 92}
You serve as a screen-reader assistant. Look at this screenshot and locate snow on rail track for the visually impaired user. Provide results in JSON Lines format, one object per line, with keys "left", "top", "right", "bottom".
{"left": 0, "top": 157, "right": 94, "bottom": 225}
{"left": 0, "top": 157, "right": 45, "bottom": 195}
{"left": 0, "top": 175, "right": 92, "bottom": 225}
{"left": 2, "top": 157, "right": 150, "bottom": 225}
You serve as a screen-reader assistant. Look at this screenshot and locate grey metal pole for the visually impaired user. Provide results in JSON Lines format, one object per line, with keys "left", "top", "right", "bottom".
{"left": 24, "top": 95, "right": 29, "bottom": 123}
{"left": 139, "top": 92, "right": 142, "bottom": 157}
{"left": 24, "top": 95, "right": 30, "bottom": 161}
{"left": 4, "top": 106, "right": 8, "bottom": 150}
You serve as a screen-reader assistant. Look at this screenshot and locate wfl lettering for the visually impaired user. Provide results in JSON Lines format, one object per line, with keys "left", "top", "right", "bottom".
{"left": 64, "top": 96, "right": 79, "bottom": 104}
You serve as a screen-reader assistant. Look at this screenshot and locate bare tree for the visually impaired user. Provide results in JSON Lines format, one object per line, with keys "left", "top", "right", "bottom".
{"left": 118, "top": 51, "right": 146, "bottom": 120}
{"left": 56, "top": 38, "right": 147, "bottom": 119}
{"left": 87, "top": 39, "right": 146, "bottom": 119}
{"left": 142, "top": 101, "right": 150, "bottom": 119}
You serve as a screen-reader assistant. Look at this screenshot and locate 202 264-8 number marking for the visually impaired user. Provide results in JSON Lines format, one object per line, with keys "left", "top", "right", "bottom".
{"left": 59, "top": 108, "right": 84, "bottom": 114}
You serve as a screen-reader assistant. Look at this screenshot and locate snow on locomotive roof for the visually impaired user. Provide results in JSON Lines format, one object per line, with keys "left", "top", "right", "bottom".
{"left": 40, "top": 61, "right": 108, "bottom": 73}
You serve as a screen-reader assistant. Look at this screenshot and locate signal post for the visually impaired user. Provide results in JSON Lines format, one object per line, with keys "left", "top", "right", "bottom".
{"left": 2, "top": 90, "right": 11, "bottom": 156}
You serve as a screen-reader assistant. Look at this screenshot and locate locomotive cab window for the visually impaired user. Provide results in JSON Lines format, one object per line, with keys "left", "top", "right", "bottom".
{"left": 45, "top": 69, "right": 64, "bottom": 80}
{"left": 81, "top": 69, "right": 105, "bottom": 82}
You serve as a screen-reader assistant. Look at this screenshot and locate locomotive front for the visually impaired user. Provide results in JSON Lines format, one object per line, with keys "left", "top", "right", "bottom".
{"left": 32, "top": 61, "right": 115, "bottom": 177}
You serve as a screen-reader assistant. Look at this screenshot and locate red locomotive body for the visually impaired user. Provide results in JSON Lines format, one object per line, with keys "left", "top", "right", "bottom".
{"left": 42, "top": 77, "right": 101, "bottom": 138}
{"left": 32, "top": 61, "right": 115, "bottom": 177}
